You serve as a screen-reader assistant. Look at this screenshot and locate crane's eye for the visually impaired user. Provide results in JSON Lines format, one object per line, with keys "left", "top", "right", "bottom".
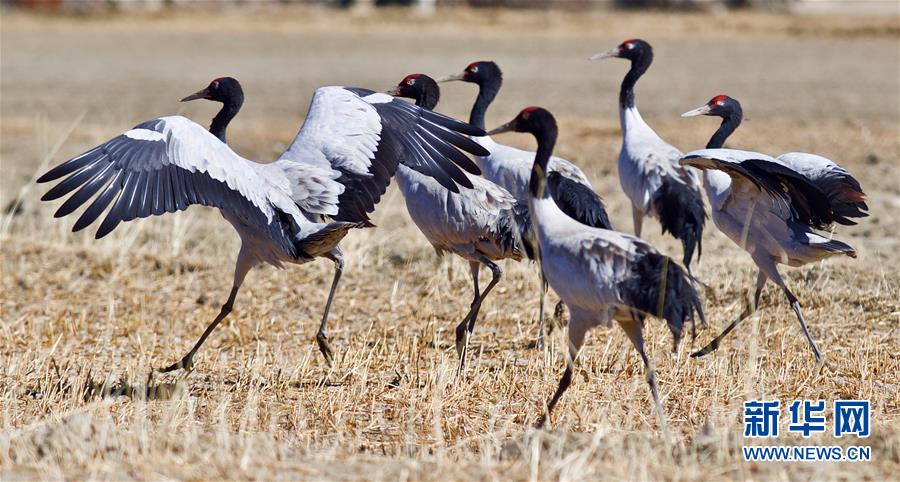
{"left": 470, "top": 65, "right": 479, "bottom": 73}
{"left": 625, "top": 43, "right": 634, "bottom": 50}
{"left": 716, "top": 101, "right": 724, "bottom": 106}
{"left": 211, "top": 81, "right": 219, "bottom": 89}
{"left": 407, "top": 78, "right": 415, "bottom": 86}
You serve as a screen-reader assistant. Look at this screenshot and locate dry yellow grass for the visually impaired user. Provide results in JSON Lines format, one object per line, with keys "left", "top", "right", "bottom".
{"left": 1, "top": 7, "right": 898, "bottom": 480}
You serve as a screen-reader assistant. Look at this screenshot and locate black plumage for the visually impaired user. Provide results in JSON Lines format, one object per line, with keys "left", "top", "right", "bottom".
{"left": 547, "top": 171, "right": 613, "bottom": 230}
{"left": 651, "top": 179, "right": 706, "bottom": 270}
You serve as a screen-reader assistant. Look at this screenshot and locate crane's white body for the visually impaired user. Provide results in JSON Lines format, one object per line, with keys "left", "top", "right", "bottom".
{"left": 618, "top": 106, "right": 700, "bottom": 218}
{"left": 471, "top": 136, "right": 593, "bottom": 205}
{"left": 394, "top": 164, "right": 522, "bottom": 262}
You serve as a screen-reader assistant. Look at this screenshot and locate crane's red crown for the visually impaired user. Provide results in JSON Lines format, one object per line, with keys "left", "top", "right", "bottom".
{"left": 710, "top": 95, "right": 730, "bottom": 106}
{"left": 402, "top": 73, "right": 424, "bottom": 85}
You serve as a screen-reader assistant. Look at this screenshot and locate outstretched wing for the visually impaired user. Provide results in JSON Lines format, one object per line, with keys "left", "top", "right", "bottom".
{"left": 776, "top": 152, "right": 868, "bottom": 225}
{"left": 37, "top": 116, "right": 299, "bottom": 254}
{"left": 682, "top": 148, "right": 834, "bottom": 229}
{"left": 280, "top": 86, "right": 488, "bottom": 224}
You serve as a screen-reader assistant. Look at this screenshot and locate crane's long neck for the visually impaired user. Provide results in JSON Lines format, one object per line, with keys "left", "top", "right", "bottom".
{"left": 470, "top": 77, "right": 501, "bottom": 131}
{"left": 529, "top": 127, "right": 558, "bottom": 201}
{"left": 619, "top": 54, "right": 651, "bottom": 110}
{"left": 706, "top": 110, "right": 743, "bottom": 149}
{"left": 209, "top": 94, "right": 243, "bottom": 143}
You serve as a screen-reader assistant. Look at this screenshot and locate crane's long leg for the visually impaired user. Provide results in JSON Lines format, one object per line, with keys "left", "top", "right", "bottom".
{"left": 763, "top": 263, "right": 823, "bottom": 363}
{"left": 536, "top": 273, "right": 548, "bottom": 350}
{"left": 618, "top": 318, "right": 668, "bottom": 438}
{"left": 315, "top": 251, "right": 344, "bottom": 366}
{"left": 632, "top": 205, "right": 644, "bottom": 238}
{"left": 159, "top": 249, "right": 255, "bottom": 373}
{"left": 455, "top": 261, "right": 480, "bottom": 362}
{"left": 692, "top": 269, "right": 766, "bottom": 358}
{"left": 456, "top": 256, "right": 502, "bottom": 370}
{"left": 537, "top": 315, "right": 588, "bottom": 428}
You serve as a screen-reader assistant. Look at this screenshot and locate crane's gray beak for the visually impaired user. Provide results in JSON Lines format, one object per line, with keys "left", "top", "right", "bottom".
{"left": 681, "top": 105, "right": 712, "bottom": 117}
{"left": 384, "top": 86, "right": 402, "bottom": 96}
{"left": 486, "top": 121, "right": 514, "bottom": 136}
{"left": 180, "top": 88, "right": 210, "bottom": 102}
{"left": 435, "top": 72, "right": 465, "bottom": 83}
{"left": 589, "top": 47, "right": 620, "bottom": 61}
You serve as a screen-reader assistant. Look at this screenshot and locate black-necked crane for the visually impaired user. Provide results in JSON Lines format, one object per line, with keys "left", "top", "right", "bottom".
{"left": 488, "top": 107, "right": 705, "bottom": 431}
{"left": 387, "top": 73, "right": 527, "bottom": 367}
{"left": 591, "top": 39, "right": 707, "bottom": 278}
{"left": 681, "top": 94, "right": 867, "bottom": 363}
{"left": 438, "top": 60, "right": 613, "bottom": 348}
{"left": 37, "top": 77, "right": 488, "bottom": 372}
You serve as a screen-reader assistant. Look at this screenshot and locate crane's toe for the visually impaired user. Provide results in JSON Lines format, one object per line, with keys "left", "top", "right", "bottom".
{"left": 158, "top": 355, "right": 194, "bottom": 373}
{"left": 316, "top": 332, "right": 335, "bottom": 366}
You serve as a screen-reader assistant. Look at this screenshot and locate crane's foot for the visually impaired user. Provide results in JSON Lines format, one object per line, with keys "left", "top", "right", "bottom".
{"left": 535, "top": 412, "right": 549, "bottom": 429}
{"left": 454, "top": 322, "right": 469, "bottom": 359}
{"left": 553, "top": 301, "right": 567, "bottom": 329}
{"left": 316, "top": 332, "right": 335, "bottom": 366}
{"left": 690, "top": 338, "right": 719, "bottom": 358}
{"left": 158, "top": 355, "right": 194, "bottom": 373}
{"left": 534, "top": 335, "right": 545, "bottom": 351}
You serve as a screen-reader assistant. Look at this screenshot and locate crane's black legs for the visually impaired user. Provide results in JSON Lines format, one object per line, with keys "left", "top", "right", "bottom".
{"left": 692, "top": 269, "right": 766, "bottom": 357}
{"left": 316, "top": 253, "right": 344, "bottom": 366}
{"left": 455, "top": 256, "right": 502, "bottom": 370}
{"left": 537, "top": 315, "right": 587, "bottom": 428}
{"left": 160, "top": 249, "right": 255, "bottom": 373}
{"left": 619, "top": 319, "right": 668, "bottom": 437}
{"left": 764, "top": 266, "right": 822, "bottom": 363}
{"left": 536, "top": 274, "right": 548, "bottom": 350}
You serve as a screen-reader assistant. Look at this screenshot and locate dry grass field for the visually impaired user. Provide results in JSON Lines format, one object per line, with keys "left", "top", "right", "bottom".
{"left": 1, "top": 7, "right": 898, "bottom": 480}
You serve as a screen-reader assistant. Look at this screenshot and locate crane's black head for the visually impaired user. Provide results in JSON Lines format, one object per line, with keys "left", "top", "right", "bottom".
{"left": 181, "top": 77, "right": 244, "bottom": 106}
{"left": 681, "top": 94, "right": 743, "bottom": 120}
{"left": 437, "top": 61, "right": 502, "bottom": 87}
{"left": 487, "top": 106, "right": 557, "bottom": 139}
{"left": 591, "top": 38, "right": 653, "bottom": 64}
{"left": 488, "top": 107, "right": 558, "bottom": 199}
{"left": 386, "top": 73, "right": 440, "bottom": 111}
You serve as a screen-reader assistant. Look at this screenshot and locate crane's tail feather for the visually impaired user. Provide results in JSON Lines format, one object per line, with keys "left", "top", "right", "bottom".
{"left": 296, "top": 221, "right": 365, "bottom": 258}
{"left": 623, "top": 253, "right": 705, "bottom": 350}
{"left": 819, "top": 173, "right": 868, "bottom": 225}
{"left": 816, "top": 237, "right": 857, "bottom": 259}
{"left": 652, "top": 180, "right": 706, "bottom": 269}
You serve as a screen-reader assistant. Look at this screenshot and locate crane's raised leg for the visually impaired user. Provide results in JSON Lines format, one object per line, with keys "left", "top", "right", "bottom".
{"left": 537, "top": 314, "right": 587, "bottom": 428}
{"left": 315, "top": 251, "right": 344, "bottom": 366}
{"left": 619, "top": 318, "right": 669, "bottom": 438}
{"left": 692, "top": 269, "right": 766, "bottom": 358}
{"left": 159, "top": 249, "right": 255, "bottom": 373}
{"left": 632, "top": 205, "right": 644, "bottom": 238}
{"left": 456, "top": 256, "right": 502, "bottom": 370}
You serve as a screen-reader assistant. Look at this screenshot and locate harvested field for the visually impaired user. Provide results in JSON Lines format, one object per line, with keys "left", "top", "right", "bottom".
{"left": 1, "top": 7, "right": 898, "bottom": 480}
